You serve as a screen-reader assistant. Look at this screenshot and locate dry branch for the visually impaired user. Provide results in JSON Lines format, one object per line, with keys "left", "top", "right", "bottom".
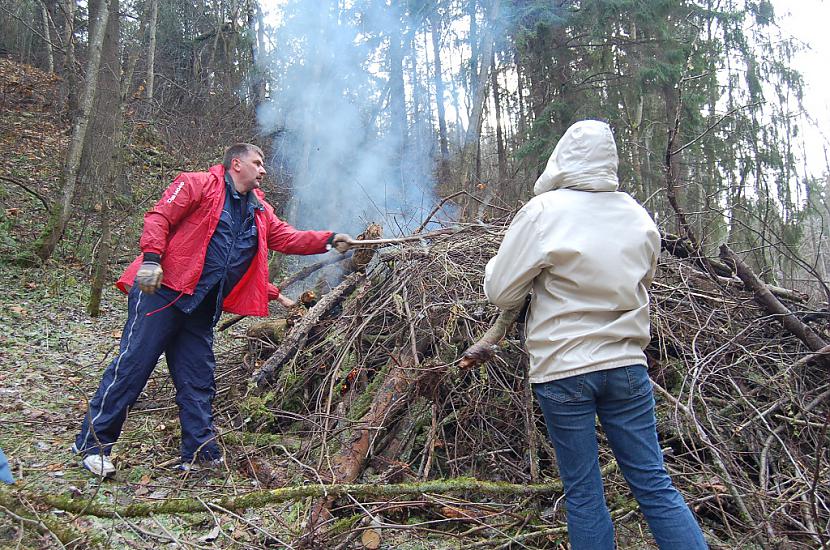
{"left": 252, "top": 271, "right": 366, "bottom": 390}
{"left": 720, "top": 244, "right": 827, "bottom": 354}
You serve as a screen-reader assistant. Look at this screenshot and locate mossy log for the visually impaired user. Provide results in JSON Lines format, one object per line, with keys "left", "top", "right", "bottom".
{"left": 0, "top": 488, "right": 100, "bottom": 547}
{"left": 0, "top": 477, "right": 570, "bottom": 519}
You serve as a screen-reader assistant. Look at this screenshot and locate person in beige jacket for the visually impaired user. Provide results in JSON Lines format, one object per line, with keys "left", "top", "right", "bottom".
{"left": 483, "top": 120, "right": 707, "bottom": 549}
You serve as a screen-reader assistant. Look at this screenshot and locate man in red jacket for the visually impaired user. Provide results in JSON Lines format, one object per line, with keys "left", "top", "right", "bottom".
{"left": 74, "top": 143, "right": 353, "bottom": 477}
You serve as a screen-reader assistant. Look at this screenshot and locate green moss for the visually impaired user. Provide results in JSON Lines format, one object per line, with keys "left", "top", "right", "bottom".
{"left": 328, "top": 513, "right": 362, "bottom": 534}
{"left": 348, "top": 362, "right": 391, "bottom": 421}
{"left": 239, "top": 393, "right": 277, "bottom": 427}
{"left": 221, "top": 431, "right": 302, "bottom": 451}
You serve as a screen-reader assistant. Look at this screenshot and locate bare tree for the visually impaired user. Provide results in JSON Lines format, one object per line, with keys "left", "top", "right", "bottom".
{"left": 145, "top": 0, "right": 158, "bottom": 102}
{"left": 429, "top": 6, "right": 450, "bottom": 184}
{"left": 35, "top": 0, "right": 110, "bottom": 261}
{"left": 39, "top": 0, "right": 54, "bottom": 73}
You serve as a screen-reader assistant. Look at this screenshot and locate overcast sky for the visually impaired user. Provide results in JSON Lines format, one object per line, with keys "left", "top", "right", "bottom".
{"left": 773, "top": 0, "right": 830, "bottom": 175}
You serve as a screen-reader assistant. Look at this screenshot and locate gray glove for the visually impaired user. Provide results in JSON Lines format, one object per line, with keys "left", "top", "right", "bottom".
{"left": 135, "top": 261, "right": 163, "bottom": 294}
{"left": 331, "top": 233, "right": 353, "bottom": 253}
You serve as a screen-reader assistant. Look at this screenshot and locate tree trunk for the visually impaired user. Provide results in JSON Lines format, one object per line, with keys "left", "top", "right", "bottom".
{"left": 461, "top": 0, "right": 500, "bottom": 187}
{"left": 490, "top": 50, "right": 507, "bottom": 184}
{"left": 60, "top": 0, "right": 77, "bottom": 112}
{"left": 429, "top": 8, "right": 450, "bottom": 184}
{"left": 87, "top": 194, "right": 111, "bottom": 316}
{"left": 145, "top": 0, "right": 158, "bottom": 102}
{"left": 35, "top": 0, "right": 110, "bottom": 262}
{"left": 389, "top": 21, "right": 407, "bottom": 199}
{"left": 121, "top": 0, "right": 151, "bottom": 100}
{"left": 514, "top": 50, "right": 526, "bottom": 142}
{"left": 250, "top": 2, "right": 268, "bottom": 107}
{"left": 40, "top": 1, "right": 54, "bottom": 73}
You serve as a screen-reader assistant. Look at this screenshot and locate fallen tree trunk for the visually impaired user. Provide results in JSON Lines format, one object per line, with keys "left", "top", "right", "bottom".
{"left": 0, "top": 476, "right": 573, "bottom": 519}
{"left": 306, "top": 347, "right": 430, "bottom": 536}
{"left": 719, "top": 244, "right": 827, "bottom": 355}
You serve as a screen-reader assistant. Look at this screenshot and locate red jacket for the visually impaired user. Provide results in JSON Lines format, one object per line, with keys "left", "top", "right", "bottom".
{"left": 117, "top": 165, "right": 332, "bottom": 316}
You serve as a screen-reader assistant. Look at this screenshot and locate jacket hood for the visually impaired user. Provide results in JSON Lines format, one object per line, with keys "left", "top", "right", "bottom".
{"left": 533, "top": 120, "right": 619, "bottom": 195}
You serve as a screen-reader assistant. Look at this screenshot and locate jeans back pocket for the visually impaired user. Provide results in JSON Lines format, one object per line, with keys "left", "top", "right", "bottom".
{"left": 534, "top": 374, "right": 587, "bottom": 404}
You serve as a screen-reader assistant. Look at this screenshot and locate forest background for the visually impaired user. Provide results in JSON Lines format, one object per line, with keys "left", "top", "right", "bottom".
{"left": 2, "top": 0, "right": 830, "bottom": 548}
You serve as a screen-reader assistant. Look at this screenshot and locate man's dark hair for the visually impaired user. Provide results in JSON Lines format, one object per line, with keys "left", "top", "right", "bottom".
{"left": 223, "top": 143, "right": 264, "bottom": 170}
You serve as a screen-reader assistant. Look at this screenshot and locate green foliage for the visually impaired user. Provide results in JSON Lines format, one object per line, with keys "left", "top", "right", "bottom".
{"left": 239, "top": 392, "right": 278, "bottom": 429}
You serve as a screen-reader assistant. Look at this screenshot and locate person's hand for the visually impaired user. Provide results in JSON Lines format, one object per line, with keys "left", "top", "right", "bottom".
{"left": 276, "top": 294, "right": 296, "bottom": 308}
{"left": 135, "top": 261, "right": 163, "bottom": 294}
{"left": 332, "top": 233, "right": 353, "bottom": 253}
{"left": 459, "top": 342, "right": 498, "bottom": 369}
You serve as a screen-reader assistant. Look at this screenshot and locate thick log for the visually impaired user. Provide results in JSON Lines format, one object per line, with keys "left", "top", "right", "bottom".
{"left": 306, "top": 350, "right": 427, "bottom": 534}
{"left": 306, "top": 295, "right": 440, "bottom": 537}
{"left": 719, "top": 244, "right": 827, "bottom": 355}
{"left": 252, "top": 272, "right": 365, "bottom": 390}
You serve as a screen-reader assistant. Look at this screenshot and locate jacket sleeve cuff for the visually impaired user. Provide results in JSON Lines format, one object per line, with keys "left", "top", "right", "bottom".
{"left": 143, "top": 252, "right": 162, "bottom": 263}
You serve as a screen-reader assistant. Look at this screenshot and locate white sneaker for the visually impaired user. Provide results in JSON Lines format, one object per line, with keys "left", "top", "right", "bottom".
{"left": 82, "top": 454, "right": 115, "bottom": 478}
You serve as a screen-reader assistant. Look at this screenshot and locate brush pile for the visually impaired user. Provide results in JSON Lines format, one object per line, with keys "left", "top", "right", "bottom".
{"left": 7, "top": 220, "right": 827, "bottom": 549}
{"left": 206, "top": 220, "right": 830, "bottom": 548}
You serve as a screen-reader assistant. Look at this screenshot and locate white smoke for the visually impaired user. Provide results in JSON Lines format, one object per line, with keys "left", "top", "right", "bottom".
{"left": 257, "top": 1, "right": 440, "bottom": 236}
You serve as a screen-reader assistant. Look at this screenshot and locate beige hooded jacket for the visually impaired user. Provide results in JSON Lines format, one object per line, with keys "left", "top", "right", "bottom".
{"left": 484, "top": 120, "right": 660, "bottom": 384}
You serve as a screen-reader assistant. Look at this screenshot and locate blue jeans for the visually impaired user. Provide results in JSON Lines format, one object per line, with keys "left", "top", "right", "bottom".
{"left": 533, "top": 365, "right": 707, "bottom": 550}
{"left": 0, "top": 448, "right": 13, "bottom": 484}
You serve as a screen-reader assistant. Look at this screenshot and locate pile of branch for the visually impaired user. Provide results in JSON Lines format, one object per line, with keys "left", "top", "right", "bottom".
{"left": 219, "top": 221, "right": 830, "bottom": 548}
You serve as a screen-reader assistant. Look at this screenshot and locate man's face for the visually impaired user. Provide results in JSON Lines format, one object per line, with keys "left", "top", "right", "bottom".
{"left": 231, "top": 151, "right": 266, "bottom": 193}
